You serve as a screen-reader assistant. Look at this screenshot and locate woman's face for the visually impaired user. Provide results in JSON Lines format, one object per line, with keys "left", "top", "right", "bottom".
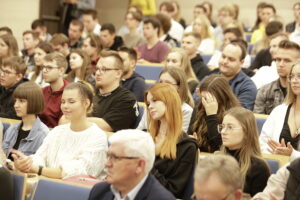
{"left": 14, "top": 98, "right": 28, "bottom": 118}
{"left": 193, "top": 18, "right": 203, "bottom": 33}
{"left": 125, "top": 13, "right": 138, "bottom": 29}
{"left": 290, "top": 64, "right": 300, "bottom": 96}
{"left": 165, "top": 52, "right": 182, "bottom": 68}
{"left": 0, "top": 38, "right": 8, "bottom": 58}
{"left": 70, "top": 53, "right": 84, "bottom": 70}
{"left": 61, "top": 88, "right": 88, "bottom": 121}
{"left": 146, "top": 91, "right": 166, "bottom": 121}
{"left": 159, "top": 72, "right": 179, "bottom": 90}
{"left": 220, "top": 114, "right": 244, "bottom": 150}
{"left": 34, "top": 48, "right": 47, "bottom": 66}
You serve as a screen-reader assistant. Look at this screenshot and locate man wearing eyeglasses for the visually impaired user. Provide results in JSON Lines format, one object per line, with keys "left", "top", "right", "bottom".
{"left": 88, "top": 129, "right": 175, "bottom": 200}
{"left": 193, "top": 154, "right": 243, "bottom": 200}
{"left": 89, "top": 50, "right": 138, "bottom": 132}
{"left": 254, "top": 40, "right": 300, "bottom": 115}
{"left": 0, "top": 56, "right": 27, "bottom": 119}
{"left": 38, "top": 52, "right": 68, "bottom": 128}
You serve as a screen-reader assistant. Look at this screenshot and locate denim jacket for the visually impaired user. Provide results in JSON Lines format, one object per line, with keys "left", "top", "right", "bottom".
{"left": 2, "top": 117, "right": 49, "bottom": 156}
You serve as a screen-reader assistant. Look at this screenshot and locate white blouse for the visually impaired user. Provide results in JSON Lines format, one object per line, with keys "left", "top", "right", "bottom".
{"left": 32, "top": 123, "right": 108, "bottom": 178}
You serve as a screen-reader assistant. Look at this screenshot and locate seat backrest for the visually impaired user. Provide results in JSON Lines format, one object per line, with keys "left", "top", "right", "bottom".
{"left": 32, "top": 179, "right": 91, "bottom": 200}
{"left": 12, "top": 172, "right": 27, "bottom": 200}
{"left": 256, "top": 118, "right": 266, "bottom": 135}
{"left": 266, "top": 159, "right": 280, "bottom": 174}
{"left": 135, "top": 65, "right": 163, "bottom": 81}
{"left": 201, "top": 55, "right": 212, "bottom": 65}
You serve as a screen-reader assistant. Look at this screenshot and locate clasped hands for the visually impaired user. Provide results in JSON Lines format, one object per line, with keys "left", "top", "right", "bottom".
{"left": 10, "top": 149, "right": 37, "bottom": 173}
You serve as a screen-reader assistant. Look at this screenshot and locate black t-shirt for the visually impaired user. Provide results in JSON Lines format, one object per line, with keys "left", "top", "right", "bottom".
{"left": 8, "top": 124, "right": 30, "bottom": 160}
{"left": 92, "top": 87, "right": 138, "bottom": 131}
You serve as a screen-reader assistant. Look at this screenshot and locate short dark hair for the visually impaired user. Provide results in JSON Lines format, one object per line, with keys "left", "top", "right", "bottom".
{"left": 44, "top": 52, "right": 68, "bottom": 70}
{"left": 2, "top": 56, "right": 26, "bottom": 75}
{"left": 126, "top": 11, "right": 143, "bottom": 22}
{"left": 159, "top": 1, "right": 175, "bottom": 12}
{"left": 278, "top": 40, "right": 300, "bottom": 53}
{"left": 118, "top": 47, "right": 138, "bottom": 62}
{"left": 37, "top": 42, "right": 54, "bottom": 54}
{"left": 143, "top": 16, "right": 161, "bottom": 35}
{"left": 100, "top": 23, "right": 116, "bottom": 34}
{"left": 82, "top": 9, "right": 98, "bottom": 19}
{"left": 70, "top": 19, "right": 84, "bottom": 32}
{"left": 155, "top": 13, "right": 171, "bottom": 34}
{"left": 262, "top": 3, "right": 276, "bottom": 14}
{"left": 265, "top": 21, "right": 283, "bottom": 36}
{"left": 228, "top": 40, "right": 247, "bottom": 60}
{"left": 223, "top": 27, "right": 243, "bottom": 39}
{"left": 0, "top": 26, "right": 13, "bottom": 35}
{"left": 195, "top": 4, "right": 207, "bottom": 12}
{"left": 23, "top": 30, "right": 40, "bottom": 40}
{"left": 31, "top": 19, "right": 46, "bottom": 29}
{"left": 13, "top": 82, "right": 44, "bottom": 114}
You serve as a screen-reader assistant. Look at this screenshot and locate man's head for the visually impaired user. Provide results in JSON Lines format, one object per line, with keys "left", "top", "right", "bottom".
{"left": 159, "top": 1, "right": 174, "bottom": 18}
{"left": 50, "top": 33, "right": 69, "bottom": 56}
{"left": 31, "top": 19, "right": 48, "bottom": 42}
{"left": 68, "top": 19, "right": 84, "bottom": 42}
{"left": 125, "top": 11, "right": 143, "bottom": 30}
{"left": 193, "top": 4, "right": 206, "bottom": 19}
{"left": 0, "top": 56, "right": 26, "bottom": 89}
{"left": 217, "top": 5, "right": 235, "bottom": 27}
{"left": 42, "top": 52, "right": 67, "bottom": 84}
{"left": 261, "top": 3, "right": 276, "bottom": 25}
{"left": 82, "top": 9, "right": 98, "bottom": 32}
{"left": 269, "top": 33, "right": 289, "bottom": 58}
{"left": 82, "top": 34, "right": 103, "bottom": 59}
{"left": 275, "top": 40, "right": 300, "bottom": 79}
{"left": 219, "top": 41, "right": 246, "bottom": 80}
{"left": 181, "top": 32, "right": 201, "bottom": 57}
{"left": 95, "top": 50, "right": 124, "bottom": 89}
{"left": 143, "top": 17, "right": 161, "bottom": 40}
{"left": 22, "top": 30, "right": 40, "bottom": 51}
{"left": 100, "top": 23, "right": 116, "bottom": 49}
{"left": 194, "top": 155, "right": 243, "bottom": 200}
{"left": 223, "top": 27, "right": 243, "bottom": 47}
{"left": 106, "top": 129, "right": 155, "bottom": 190}
{"left": 118, "top": 47, "right": 137, "bottom": 78}
{"left": 0, "top": 26, "right": 13, "bottom": 36}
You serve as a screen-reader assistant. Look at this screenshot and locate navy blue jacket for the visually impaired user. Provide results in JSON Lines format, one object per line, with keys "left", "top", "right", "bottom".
{"left": 121, "top": 72, "right": 146, "bottom": 102}
{"left": 88, "top": 174, "right": 175, "bottom": 200}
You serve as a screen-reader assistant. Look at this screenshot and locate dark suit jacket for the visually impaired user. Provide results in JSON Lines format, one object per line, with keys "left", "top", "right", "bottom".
{"left": 88, "top": 174, "right": 175, "bottom": 200}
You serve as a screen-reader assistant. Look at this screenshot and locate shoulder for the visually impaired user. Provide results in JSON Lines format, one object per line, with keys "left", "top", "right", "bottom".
{"left": 113, "top": 87, "right": 136, "bottom": 101}
{"left": 270, "top": 104, "right": 289, "bottom": 115}
{"left": 89, "top": 182, "right": 111, "bottom": 200}
{"left": 87, "top": 123, "right": 107, "bottom": 139}
{"left": 182, "top": 103, "right": 193, "bottom": 113}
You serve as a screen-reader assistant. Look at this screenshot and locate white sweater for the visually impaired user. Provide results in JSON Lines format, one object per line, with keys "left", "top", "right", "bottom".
{"left": 32, "top": 123, "right": 108, "bottom": 178}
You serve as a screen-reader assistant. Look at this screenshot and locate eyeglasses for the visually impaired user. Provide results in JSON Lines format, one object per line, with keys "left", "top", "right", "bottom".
{"left": 107, "top": 152, "right": 139, "bottom": 162}
{"left": 190, "top": 190, "right": 233, "bottom": 200}
{"left": 96, "top": 67, "right": 119, "bottom": 73}
{"left": 217, "top": 124, "right": 242, "bottom": 133}
{"left": 41, "top": 65, "right": 60, "bottom": 72}
{"left": 287, "top": 75, "right": 300, "bottom": 82}
{"left": 0, "top": 68, "right": 17, "bottom": 76}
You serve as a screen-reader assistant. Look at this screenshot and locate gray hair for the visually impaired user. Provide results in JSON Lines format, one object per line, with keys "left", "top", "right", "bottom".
{"left": 195, "top": 154, "right": 243, "bottom": 191}
{"left": 109, "top": 129, "right": 155, "bottom": 174}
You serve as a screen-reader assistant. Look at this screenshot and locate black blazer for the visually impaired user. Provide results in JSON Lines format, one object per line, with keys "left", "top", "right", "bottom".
{"left": 88, "top": 174, "right": 175, "bottom": 200}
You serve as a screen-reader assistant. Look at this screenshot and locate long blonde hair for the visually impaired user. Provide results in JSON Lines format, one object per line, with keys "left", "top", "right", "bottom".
{"left": 193, "top": 15, "right": 213, "bottom": 39}
{"left": 145, "top": 83, "right": 182, "bottom": 159}
{"left": 221, "top": 107, "right": 264, "bottom": 178}
{"left": 166, "top": 48, "right": 198, "bottom": 83}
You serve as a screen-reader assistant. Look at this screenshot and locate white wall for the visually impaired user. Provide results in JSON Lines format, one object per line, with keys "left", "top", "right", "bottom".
{"left": 0, "top": 0, "right": 40, "bottom": 49}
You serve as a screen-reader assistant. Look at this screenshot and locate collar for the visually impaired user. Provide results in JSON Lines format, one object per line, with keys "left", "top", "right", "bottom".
{"left": 228, "top": 70, "right": 244, "bottom": 84}
{"left": 111, "top": 174, "right": 148, "bottom": 200}
{"left": 48, "top": 80, "right": 68, "bottom": 94}
{"left": 97, "top": 86, "right": 120, "bottom": 97}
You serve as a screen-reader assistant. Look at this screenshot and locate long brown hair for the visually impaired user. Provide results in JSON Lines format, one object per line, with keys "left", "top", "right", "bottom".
{"left": 285, "top": 59, "right": 300, "bottom": 105}
{"left": 66, "top": 49, "right": 92, "bottom": 82}
{"left": 145, "top": 83, "right": 182, "bottom": 159}
{"left": 193, "top": 75, "right": 240, "bottom": 151}
{"left": 220, "top": 107, "right": 265, "bottom": 178}
{"left": 159, "top": 67, "right": 194, "bottom": 107}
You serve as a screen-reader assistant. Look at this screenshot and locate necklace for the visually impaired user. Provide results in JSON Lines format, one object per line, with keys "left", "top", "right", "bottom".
{"left": 294, "top": 104, "right": 300, "bottom": 136}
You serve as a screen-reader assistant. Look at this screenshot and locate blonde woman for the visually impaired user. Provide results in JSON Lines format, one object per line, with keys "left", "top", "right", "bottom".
{"left": 192, "top": 15, "right": 215, "bottom": 55}
{"left": 145, "top": 83, "right": 198, "bottom": 199}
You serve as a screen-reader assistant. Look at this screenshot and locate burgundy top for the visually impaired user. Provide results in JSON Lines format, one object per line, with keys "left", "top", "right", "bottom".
{"left": 138, "top": 41, "right": 170, "bottom": 63}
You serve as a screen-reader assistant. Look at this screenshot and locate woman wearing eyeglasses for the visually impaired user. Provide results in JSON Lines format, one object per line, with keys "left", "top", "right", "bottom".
{"left": 260, "top": 60, "right": 300, "bottom": 159}
{"left": 189, "top": 74, "right": 240, "bottom": 153}
{"left": 145, "top": 83, "right": 198, "bottom": 199}
{"left": 138, "top": 67, "right": 194, "bottom": 132}
{"left": 219, "top": 106, "right": 270, "bottom": 197}
{"left": 11, "top": 81, "right": 108, "bottom": 179}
